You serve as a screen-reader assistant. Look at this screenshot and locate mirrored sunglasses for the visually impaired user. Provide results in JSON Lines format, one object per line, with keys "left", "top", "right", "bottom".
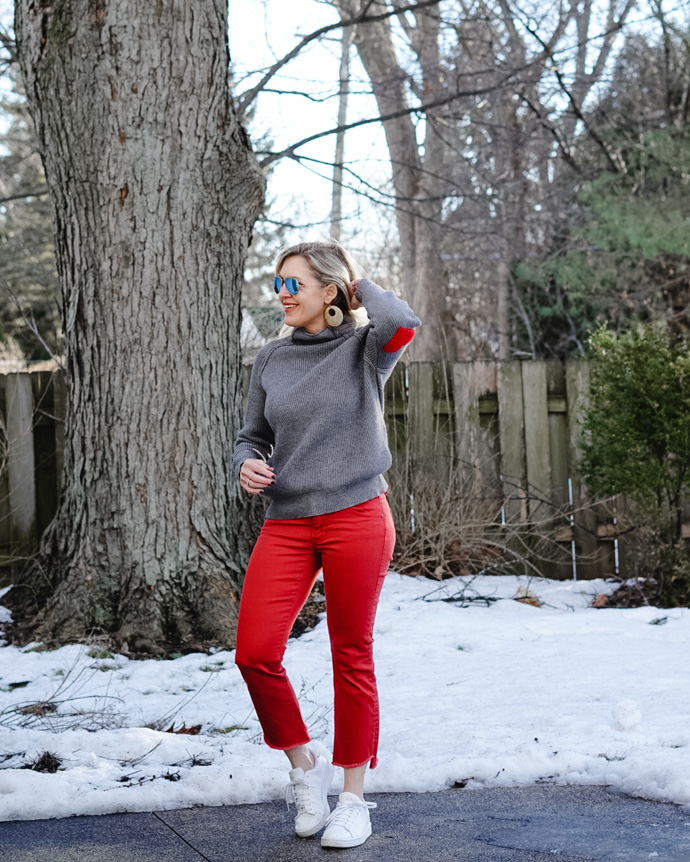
{"left": 274, "top": 276, "right": 299, "bottom": 295}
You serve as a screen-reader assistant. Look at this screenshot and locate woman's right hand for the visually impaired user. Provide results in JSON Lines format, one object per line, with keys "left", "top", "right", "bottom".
{"left": 239, "top": 458, "right": 275, "bottom": 495}
{"left": 349, "top": 279, "right": 363, "bottom": 310}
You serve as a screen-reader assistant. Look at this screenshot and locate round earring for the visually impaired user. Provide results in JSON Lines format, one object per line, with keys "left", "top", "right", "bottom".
{"left": 324, "top": 304, "right": 344, "bottom": 327}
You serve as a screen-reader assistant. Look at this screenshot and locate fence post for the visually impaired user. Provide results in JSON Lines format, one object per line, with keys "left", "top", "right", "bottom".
{"left": 32, "top": 370, "right": 60, "bottom": 537}
{"left": 407, "top": 361, "right": 435, "bottom": 476}
{"left": 546, "top": 361, "right": 574, "bottom": 579}
{"left": 521, "top": 361, "right": 551, "bottom": 522}
{"left": 565, "top": 360, "right": 609, "bottom": 579}
{"left": 384, "top": 363, "right": 410, "bottom": 534}
{"left": 6, "top": 372, "right": 37, "bottom": 572}
{"left": 452, "top": 360, "right": 500, "bottom": 506}
{"left": 53, "top": 368, "right": 66, "bottom": 497}
{"left": 497, "top": 361, "right": 527, "bottom": 523}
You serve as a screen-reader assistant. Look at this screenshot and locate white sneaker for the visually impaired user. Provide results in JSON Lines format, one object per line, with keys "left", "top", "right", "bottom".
{"left": 285, "top": 749, "right": 334, "bottom": 838}
{"left": 320, "top": 791, "right": 377, "bottom": 848}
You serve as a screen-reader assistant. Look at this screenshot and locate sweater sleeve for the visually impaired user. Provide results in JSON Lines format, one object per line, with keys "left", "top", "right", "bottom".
{"left": 354, "top": 278, "right": 422, "bottom": 374}
{"left": 232, "top": 356, "right": 275, "bottom": 478}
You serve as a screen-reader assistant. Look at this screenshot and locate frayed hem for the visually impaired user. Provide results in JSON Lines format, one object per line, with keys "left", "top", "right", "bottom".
{"left": 333, "top": 755, "right": 378, "bottom": 770}
{"left": 264, "top": 738, "right": 312, "bottom": 752}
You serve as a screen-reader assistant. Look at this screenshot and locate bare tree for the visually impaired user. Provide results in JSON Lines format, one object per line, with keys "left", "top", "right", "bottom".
{"left": 331, "top": 24, "right": 355, "bottom": 239}
{"left": 12, "top": 0, "right": 265, "bottom": 653}
{"left": 326, "top": 0, "right": 634, "bottom": 359}
{"left": 441, "top": 0, "right": 633, "bottom": 357}
{"left": 330, "top": 0, "right": 453, "bottom": 359}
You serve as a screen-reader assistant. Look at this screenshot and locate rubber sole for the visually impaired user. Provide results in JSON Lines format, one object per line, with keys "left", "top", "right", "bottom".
{"left": 321, "top": 822, "right": 372, "bottom": 848}
{"left": 296, "top": 808, "right": 331, "bottom": 839}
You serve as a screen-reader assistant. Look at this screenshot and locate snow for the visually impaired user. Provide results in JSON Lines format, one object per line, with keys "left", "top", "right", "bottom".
{"left": 0, "top": 573, "right": 688, "bottom": 822}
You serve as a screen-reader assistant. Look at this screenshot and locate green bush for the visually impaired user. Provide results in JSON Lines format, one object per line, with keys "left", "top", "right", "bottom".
{"left": 581, "top": 325, "right": 690, "bottom": 606}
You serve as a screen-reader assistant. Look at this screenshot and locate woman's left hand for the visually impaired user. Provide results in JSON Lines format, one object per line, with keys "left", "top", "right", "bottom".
{"left": 349, "top": 279, "right": 362, "bottom": 310}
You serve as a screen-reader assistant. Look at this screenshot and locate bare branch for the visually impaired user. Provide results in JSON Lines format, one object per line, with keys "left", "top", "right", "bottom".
{"left": 552, "top": 63, "right": 622, "bottom": 172}
{"left": 403, "top": 67, "right": 425, "bottom": 102}
{"left": 520, "top": 90, "right": 581, "bottom": 174}
{"left": 0, "top": 25, "right": 17, "bottom": 64}
{"left": 236, "top": 0, "right": 442, "bottom": 117}
{"left": 0, "top": 279, "right": 65, "bottom": 374}
{"left": 390, "top": 0, "right": 421, "bottom": 55}
{"left": 496, "top": 0, "right": 528, "bottom": 63}
{"left": 286, "top": 151, "right": 493, "bottom": 237}
{"left": 0, "top": 189, "right": 49, "bottom": 204}
{"left": 585, "top": 0, "right": 636, "bottom": 89}
{"left": 258, "top": 62, "right": 538, "bottom": 166}
{"left": 520, "top": 15, "right": 632, "bottom": 172}
{"left": 541, "top": 0, "right": 573, "bottom": 58}
{"left": 280, "top": 149, "right": 570, "bottom": 254}
{"left": 573, "top": 0, "right": 594, "bottom": 84}
{"left": 259, "top": 87, "right": 341, "bottom": 103}
{"left": 497, "top": 0, "right": 573, "bottom": 80}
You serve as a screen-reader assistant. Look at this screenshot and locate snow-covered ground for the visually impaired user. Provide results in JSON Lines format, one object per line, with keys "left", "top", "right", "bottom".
{"left": 0, "top": 573, "right": 688, "bottom": 822}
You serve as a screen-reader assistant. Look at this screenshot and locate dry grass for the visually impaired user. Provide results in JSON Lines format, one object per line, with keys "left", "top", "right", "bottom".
{"left": 387, "top": 474, "right": 582, "bottom": 581}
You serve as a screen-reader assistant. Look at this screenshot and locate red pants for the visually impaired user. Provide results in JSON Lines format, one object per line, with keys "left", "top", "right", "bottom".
{"left": 235, "top": 493, "right": 395, "bottom": 770}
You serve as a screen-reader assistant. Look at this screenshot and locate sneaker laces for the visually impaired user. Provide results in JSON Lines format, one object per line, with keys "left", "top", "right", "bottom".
{"left": 285, "top": 775, "right": 318, "bottom": 816}
{"left": 324, "top": 797, "right": 376, "bottom": 831}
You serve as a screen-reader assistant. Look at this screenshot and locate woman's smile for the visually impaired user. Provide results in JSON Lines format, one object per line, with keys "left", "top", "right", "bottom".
{"left": 277, "top": 254, "right": 337, "bottom": 333}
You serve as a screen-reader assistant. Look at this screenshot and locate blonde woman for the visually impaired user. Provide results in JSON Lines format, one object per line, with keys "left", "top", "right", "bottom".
{"left": 233, "top": 240, "right": 420, "bottom": 848}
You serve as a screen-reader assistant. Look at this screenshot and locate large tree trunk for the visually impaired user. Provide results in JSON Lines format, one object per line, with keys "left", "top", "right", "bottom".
{"left": 13, "top": 0, "right": 265, "bottom": 654}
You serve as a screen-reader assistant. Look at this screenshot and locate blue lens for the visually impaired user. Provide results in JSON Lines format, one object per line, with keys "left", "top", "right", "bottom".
{"left": 273, "top": 277, "right": 300, "bottom": 295}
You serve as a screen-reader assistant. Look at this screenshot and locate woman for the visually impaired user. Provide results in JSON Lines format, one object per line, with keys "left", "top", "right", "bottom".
{"left": 233, "top": 240, "right": 420, "bottom": 849}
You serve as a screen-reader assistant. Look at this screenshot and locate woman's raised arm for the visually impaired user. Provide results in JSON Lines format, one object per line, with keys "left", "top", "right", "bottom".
{"left": 351, "top": 278, "right": 422, "bottom": 375}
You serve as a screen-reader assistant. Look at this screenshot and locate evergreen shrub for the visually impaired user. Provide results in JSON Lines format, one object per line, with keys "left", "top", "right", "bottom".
{"left": 581, "top": 325, "right": 690, "bottom": 605}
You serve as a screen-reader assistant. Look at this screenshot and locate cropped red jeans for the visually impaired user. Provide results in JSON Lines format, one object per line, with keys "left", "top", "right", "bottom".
{"left": 234, "top": 493, "right": 395, "bottom": 770}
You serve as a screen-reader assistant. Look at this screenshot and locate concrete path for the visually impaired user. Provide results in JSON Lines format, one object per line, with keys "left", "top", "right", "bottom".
{"left": 1, "top": 785, "right": 690, "bottom": 862}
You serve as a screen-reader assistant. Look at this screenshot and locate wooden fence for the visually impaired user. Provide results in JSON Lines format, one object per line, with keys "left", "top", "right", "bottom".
{"left": 1, "top": 358, "right": 685, "bottom": 583}
{"left": 382, "top": 360, "right": 618, "bottom": 580}
{"left": 0, "top": 361, "right": 65, "bottom": 583}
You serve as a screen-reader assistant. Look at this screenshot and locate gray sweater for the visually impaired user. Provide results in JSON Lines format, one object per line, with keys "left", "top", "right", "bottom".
{"left": 233, "top": 278, "right": 422, "bottom": 519}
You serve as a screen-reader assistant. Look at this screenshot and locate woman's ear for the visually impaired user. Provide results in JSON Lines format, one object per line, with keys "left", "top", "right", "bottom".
{"left": 324, "top": 283, "right": 339, "bottom": 304}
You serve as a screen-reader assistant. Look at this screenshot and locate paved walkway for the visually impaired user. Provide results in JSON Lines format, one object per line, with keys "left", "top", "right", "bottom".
{"left": 1, "top": 785, "right": 690, "bottom": 862}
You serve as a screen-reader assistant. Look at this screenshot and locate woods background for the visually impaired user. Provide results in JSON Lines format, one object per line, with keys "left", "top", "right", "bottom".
{"left": 0, "top": 0, "right": 687, "bottom": 652}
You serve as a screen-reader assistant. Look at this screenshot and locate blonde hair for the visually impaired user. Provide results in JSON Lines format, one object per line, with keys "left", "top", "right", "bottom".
{"left": 275, "top": 239, "right": 365, "bottom": 324}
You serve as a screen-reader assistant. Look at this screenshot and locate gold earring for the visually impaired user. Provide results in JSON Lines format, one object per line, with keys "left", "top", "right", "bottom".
{"left": 324, "top": 304, "right": 344, "bottom": 327}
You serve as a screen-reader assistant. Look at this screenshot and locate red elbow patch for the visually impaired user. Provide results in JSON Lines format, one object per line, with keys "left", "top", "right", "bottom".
{"left": 383, "top": 326, "right": 416, "bottom": 353}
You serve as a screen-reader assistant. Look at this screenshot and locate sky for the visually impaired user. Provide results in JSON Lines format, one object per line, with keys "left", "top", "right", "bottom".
{"left": 1, "top": 572, "right": 689, "bottom": 823}
{"left": 0, "top": 0, "right": 395, "bottom": 252}
{"left": 0, "top": 0, "right": 676, "bottom": 257}
{"left": 226, "top": 0, "right": 659, "bottom": 252}
{"left": 227, "top": 0, "right": 395, "bottom": 249}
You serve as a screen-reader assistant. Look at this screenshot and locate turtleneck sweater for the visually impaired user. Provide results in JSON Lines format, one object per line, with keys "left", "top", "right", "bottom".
{"left": 232, "top": 278, "right": 422, "bottom": 519}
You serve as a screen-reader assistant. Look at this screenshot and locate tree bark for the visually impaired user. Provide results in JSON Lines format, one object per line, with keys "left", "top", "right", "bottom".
{"left": 332, "top": 1, "right": 633, "bottom": 361}
{"left": 13, "top": 0, "right": 265, "bottom": 654}
{"left": 409, "top": 5, "right": 454, "bottom": 361}
{"left": 342, "top": 1, "right": 456, "bottom": 359}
